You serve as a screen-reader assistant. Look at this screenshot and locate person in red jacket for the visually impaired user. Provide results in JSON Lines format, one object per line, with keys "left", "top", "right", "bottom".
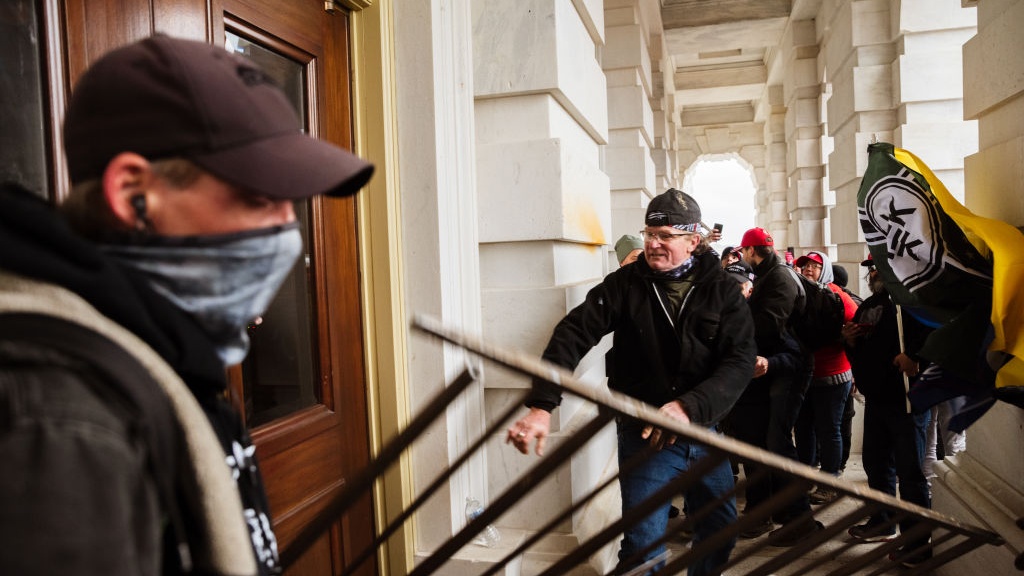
{"left": 792, "top": 251, "right": 858, "bottom": 504}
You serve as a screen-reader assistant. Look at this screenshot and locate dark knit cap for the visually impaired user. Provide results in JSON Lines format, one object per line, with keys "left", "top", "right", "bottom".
{"left": 833, "top": 265, "right": 849, "bottom": 288}
{"left": 645, "top": 188, "right": 702, "bottom": 232}
{"left": 725, "top": 262, "right": 753, "bottom": 284}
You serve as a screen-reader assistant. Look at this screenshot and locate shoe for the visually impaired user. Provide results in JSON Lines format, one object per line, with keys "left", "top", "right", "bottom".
{"left": 672, "top": 513, "right": 694, "bottom": 540}
{"left": 848, "top": 522, "right": 897, "bottom": 543}
{"left": 809, "top": 486, "right": 839, "bottom": 505}
{"left": 739, "top": 518, "right": 775, "bottom": 539}
{"left": 769, "top": 519, "right": 824, "bottom": 547}
{"left": 889, "top": 548, "right": 932, "bottom": 568}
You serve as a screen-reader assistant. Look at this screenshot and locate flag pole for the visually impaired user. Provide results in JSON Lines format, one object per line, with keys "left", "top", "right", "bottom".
{"left": 895, "top": 303, "right": 912, "bottom": 413}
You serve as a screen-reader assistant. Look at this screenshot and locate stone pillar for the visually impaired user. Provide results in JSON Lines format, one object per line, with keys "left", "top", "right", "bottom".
{"left": 935, "top": 0, "right": 1024, "bottom": 573}
{"left": 605, "top": 0, "right": 658, "bottom": 254}
{"left": 822, "top": 0, "right": 898, "bottom": 279}
{"left": 472, "top": 0, "right": 614, "bottom": 567}
{"left": 650, "top": 32, "right": 681, "bottom": 200}
{"left": 783, "top": 17, "right": 827, "bottom": 257}
{"left": 892, "top": 0, "right": 978, "bottom": 199}
{"left": 393, "top": 0, "right": 485, "bottom": 557}
{"left": 762, "top": 84, "right": 789, "bottom": 239}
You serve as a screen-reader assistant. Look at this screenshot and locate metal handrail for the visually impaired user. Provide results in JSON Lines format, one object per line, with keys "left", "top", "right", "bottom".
{"left": 286, "top": 315, "right": 1005, "bottom": 575}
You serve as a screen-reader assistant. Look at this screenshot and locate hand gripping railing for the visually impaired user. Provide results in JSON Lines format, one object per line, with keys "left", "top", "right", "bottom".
{"left": 283, "top": 315, "right": 1005, "bottom": 575}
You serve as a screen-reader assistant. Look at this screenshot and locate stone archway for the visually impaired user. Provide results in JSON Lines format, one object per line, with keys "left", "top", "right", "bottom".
{"left": 681, "top": 153, "right": 758, "bottom": 251}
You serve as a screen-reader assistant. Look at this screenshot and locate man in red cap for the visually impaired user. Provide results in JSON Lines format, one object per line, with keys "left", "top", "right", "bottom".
{"left": 0, "top": 35, "right": 373, "bottom": 575}
{"left": 509, "top": 189, "right": 756, "bottom": 576}
{"left": 735, "top": 227, "right": 822, "bottom": 543}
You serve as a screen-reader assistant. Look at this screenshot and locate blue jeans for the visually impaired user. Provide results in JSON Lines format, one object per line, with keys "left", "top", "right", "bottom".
{"left": 617, "top": 423, "right": 736, "bottom": 576}
{"left": 862, "top": 401, "right": 931, "bottom": 547}
{"left": 795, "top": 379, "right": 851, "bottom": 475}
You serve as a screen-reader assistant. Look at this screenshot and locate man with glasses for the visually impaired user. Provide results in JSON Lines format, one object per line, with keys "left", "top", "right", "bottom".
{"left": 507, "top": 189, "right": 755, "bottom": 576}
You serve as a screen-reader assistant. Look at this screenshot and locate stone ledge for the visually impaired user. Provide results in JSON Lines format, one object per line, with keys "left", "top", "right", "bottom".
{"left": 930, "top": 453, "right": 1023, "bottom": 574}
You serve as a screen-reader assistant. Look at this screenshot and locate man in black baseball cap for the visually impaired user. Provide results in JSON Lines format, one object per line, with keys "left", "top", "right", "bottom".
{"left": 0, "top": 35, "right": 373, "bottom": 575}
{"left": 62, "top": 34, "right": 373, "bottom": 200}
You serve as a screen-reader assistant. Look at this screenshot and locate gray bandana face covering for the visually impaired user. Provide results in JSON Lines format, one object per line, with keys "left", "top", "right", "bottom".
{"left": 99, "top": 222, "right": 303, "bottom": 366}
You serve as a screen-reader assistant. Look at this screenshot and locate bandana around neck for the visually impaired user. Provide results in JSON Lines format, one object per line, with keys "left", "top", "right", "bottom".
{"left": 643, "top": 255, "right": 696, "bottom": 281}
{"left": 97, "top": 222, "right": 303, "bottom": 366}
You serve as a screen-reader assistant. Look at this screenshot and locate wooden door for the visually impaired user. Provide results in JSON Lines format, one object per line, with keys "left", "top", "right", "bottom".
{"left": 55, "top": 1, "right": 376, "bottom": 574}
{"left": 218, "top": 2, "right": 375, "bottom": 575}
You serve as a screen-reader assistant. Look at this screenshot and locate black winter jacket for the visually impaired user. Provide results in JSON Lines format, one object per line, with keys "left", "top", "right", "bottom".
{"left": 845, "top": 289, "right": 932, "bottom": 406}
{"left": 748, "top": 251, "right": 803, "bottom": 356}
{"left": 0, "top": 182, "right": 275, "bottom": 575}
{"left": 526, "top": 250, "right": 756, "bottom": 427}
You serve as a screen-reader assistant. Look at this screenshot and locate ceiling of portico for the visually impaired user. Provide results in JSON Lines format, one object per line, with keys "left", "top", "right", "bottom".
{"left": 661, "top": 0, "right": 820, "bottom": 147}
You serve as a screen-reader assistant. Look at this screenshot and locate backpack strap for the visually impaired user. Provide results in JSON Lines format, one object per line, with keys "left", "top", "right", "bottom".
{"left": 0, "top": 312, "right": 193, "bottom": 571}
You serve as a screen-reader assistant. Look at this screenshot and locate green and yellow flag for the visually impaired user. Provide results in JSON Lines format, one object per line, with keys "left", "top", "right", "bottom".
{"left": 857, "top": 142, "right": 1024, "bottom": 422}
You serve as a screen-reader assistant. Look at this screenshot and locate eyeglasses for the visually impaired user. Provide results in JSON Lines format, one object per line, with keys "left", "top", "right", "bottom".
{"left": 802, "top": 262, "right": 823, "bottom": 270}
{"left": 639, "top": 229, "right": 695, "bottom": 244}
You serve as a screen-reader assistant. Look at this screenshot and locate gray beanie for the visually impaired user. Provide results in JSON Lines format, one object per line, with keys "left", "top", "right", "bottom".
{"left": 614, "top": 234, "right": 644, "bottom": 264}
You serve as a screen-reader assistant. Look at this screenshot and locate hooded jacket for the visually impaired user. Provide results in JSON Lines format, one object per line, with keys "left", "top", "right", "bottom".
{"left": 526, "top": 249, "right": 756, "bottom": 427}
{"left": 0, "top": 182, "right": 276, "bottom": 575}
{"left": 799, "top": 251, "right": 858, "bottom": 381}
{"left": 748, "top": 250, "right": 803, "bottom": 356}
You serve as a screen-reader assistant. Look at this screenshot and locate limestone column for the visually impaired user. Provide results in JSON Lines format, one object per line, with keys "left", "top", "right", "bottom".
{"left": 821, "top": 0, "right": 897, "bottom": 279}
{"left": 472, "top": 0, "right": 613, "bottom": 562}
{"left": 892, "top": 0, "right": 978, "bottom": 199}
{"left": 650, "top": 32, "right": 681, "bottom": 203}
{"left": 935, "top": 0, "right": 1024, "bottom": 572}
{"left": 393, "top": 0, "right": 485, "bottom": 559}
{"left": 761, "top": 84, "right": 789, "bottom": 239}
{"left": 605, "top": 0, "right": 658, "bottom": 251}
{"left": 783, "top": 17, "right": 827, "bottom": 257}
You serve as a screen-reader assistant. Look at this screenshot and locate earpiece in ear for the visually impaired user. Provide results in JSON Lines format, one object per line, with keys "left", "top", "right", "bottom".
{"left": 131, "top": 195, "right": 149, "bottom": 232}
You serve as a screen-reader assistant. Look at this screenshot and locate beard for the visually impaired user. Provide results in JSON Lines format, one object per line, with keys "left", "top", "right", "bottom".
{"left": 869, "top": 276, "right": 886, "bottom": 294}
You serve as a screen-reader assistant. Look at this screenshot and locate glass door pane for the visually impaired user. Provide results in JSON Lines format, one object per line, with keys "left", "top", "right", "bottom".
{"left": 227, "top": 31, "right": 318, "bottom": 426}
{"left": 0, "top": 1, "right": 49, "bottom": 197}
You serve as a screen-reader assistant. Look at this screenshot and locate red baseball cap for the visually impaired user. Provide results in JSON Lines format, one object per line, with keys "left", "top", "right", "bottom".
{"left": 740, "top": 227, "right": 774, "bottom": 248}
{"left": 794, "top": 253, "right": 824, "bottom": 267}
{"left": 64, "top": 35, "right": 373, "bottom": 200}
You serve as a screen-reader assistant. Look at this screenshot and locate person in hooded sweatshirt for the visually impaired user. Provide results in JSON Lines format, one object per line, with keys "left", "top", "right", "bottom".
{"left": 0, "top": 35, "right": 372, "bottom": 576}
{"left": 507, "top": 189, "right": 755, "bottom": 576}
{"left": 792, "top": 251, "right": 858, "bottom": 504}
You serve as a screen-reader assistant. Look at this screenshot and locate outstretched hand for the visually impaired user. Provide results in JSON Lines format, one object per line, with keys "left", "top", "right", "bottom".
{"left": 507, "top": 407, "right": 552, "bottom": 456}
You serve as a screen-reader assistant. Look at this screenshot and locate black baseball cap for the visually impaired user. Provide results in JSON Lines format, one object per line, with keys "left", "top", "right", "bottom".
{"left": 63, "top": 35, "right": 373, "bottom": 199}
{"left": 645, "top": 188, "right": 702, "bottom": 232}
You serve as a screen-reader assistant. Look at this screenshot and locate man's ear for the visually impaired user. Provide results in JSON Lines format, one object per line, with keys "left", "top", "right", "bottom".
{"left": 101, "top": 152, "right": 153, "bottom": 228}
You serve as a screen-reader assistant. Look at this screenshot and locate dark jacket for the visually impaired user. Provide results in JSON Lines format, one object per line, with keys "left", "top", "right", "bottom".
{"left": 0, "top": 182, "right": 275, "bottom": 575}
{"left": 526, "top": 250, "right": 756, "bottom": 427}
{"left": 734, "top": 330, "right": 803, "bottom": 406}
{"left": 748, "top": 251, "right": 803, "bottom": 356}
{"left": 845, "top": 288, "right": 932, "bottom": 406}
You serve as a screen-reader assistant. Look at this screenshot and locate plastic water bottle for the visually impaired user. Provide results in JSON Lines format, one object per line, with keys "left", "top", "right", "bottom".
{"left": 464, "top": 496, "right": 501, "bottom": 547}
